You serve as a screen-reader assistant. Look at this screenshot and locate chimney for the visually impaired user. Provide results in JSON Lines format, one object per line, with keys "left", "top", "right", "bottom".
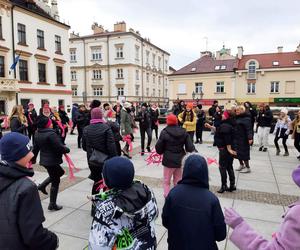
{"left": 200, "top": 51, "right": 212, "bottom": 57}
{"left": 70, "top": 31, "right": 80, "bottom": 38}
{"left": 296, "top": 44, "right": 300, "bottom": 53}
{"left": 237, "top": 46, "right": 243, "bottom": 59}
{"left": 91, "top": 22, "right": 104, "bottom": 34}
{"left": 277, "top": 46, "right": 283, "bottom": 53}
{"left": 114, "top": 21, "right": 126, "bottom": 32}
{"left": 51, "top": 0, "right": 59, "bottom": 21}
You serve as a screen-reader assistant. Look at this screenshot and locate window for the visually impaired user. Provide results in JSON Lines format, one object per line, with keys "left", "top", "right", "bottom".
{"left": 293, "top": 60, "right": 300, "bottom": 65}
{"left": 116, "top": 46, "right": 123, "bottom": 58}
{"left": 178, "top": 83, "right": 186, "bottom": 94}
{"left": 272, "top": 61, "right": 279, "bottom": 66}
{"left": 19, "top": 59, "right": 28, "bottom": 81}
{"left": 0, "top": 16, "right": 3, "bottom": 39}
{"left": 38, "top": 63, "right": 46, "bottom": 83}
{"left": 152, "top": 88, "right": 155, "bottom": 96}
{"left": 248, "top": 61, "right": 256, "bottom": 79}
{"left": 270, "top": 81, "right": 279, "bottom": 93}
{"left": 135, "top": 85, "right": 139, "bottom": 96}
{"left": 146, "top": 88, "right": 149, "bottom": 96}
{"left": 56, "top": 66, "right": 63, "bottom": 84}
{"left": 146, "top": 51, "right": 150, "bottom": 64}
{"left": 0, "top": 100, "right": 5, "bottom": 115}
{"left": 215, "top": 65, "right": 220, "bottom": 70}
{"left": 58, "top": 99, "right": 64, "bottom": 107}
{"left": 152, "top": 54, "right": 156, "bottom": 67}
{"left": 158, "top": 89, "right": 161, "bottom": 97}
{"left": 0, "top": 56, "right": 4, "bottom": 77}
{"left": 195, "top": 82, "right": 203, "bottom": 94}
{"left": 72, "top": 87, "right": 78, "bottom": 96}
{"left": 55, "top": 35, "right": 62, "bottom": 53}
{"left": 93, "top": 87, "right": 103, "bottom": 96}
{"left": 146, "top": 73, "right": 150, "bottom": 82}
{"left": 70, "top": 50, "right": 76, "bottom": 62}
{"left": 191, "top": 67, "right": 196, "bottom": 72}
{"left": 92, "top": 48, "right": 102, "bottom": 60}
{"left": 20, "top": 99, "right": 30, "bottom": 110}
{"left": 136, "top": 70, "right": 139, "bottom": 80}
{"left": 216, "top": 81, "right": 225, "bottom": 93}
{"left": 165, "top": 88, "right": 168, "bottom": 97}
{"left": 93, "top": 70, "right": 101, "bottom": 79}
{"left": 285, "top": 81, "right": 295, "bottom": 94}
{"left": 158, "top": 57, "right": 161, "bottom": 69}
{"left": 71, "top": 71, "right": 77, "bottom": 81}
{"left": 153, "top": 75, "right": 156, "bottom": 84}
{"left": 165, "top": 60, "right": 168, "bottom": 71}
{"left": 247, "top": 83, "right": 255, "bottom": 94}
{"left": 18, "top": 23, "right": 26, "bottom": 44}
{"left": 117, "top": 69, "right": 123, "bottom": 78}
{"left": 158, "top": 76, "right": 161, "bottom": 85}
{"left": 220, "top": 65, "right": 226, "bottom": 70}
{"left": 37, "top": 29, "right": 45, "bottom": 49}
{"left": 135, "top": 46, "right": 140, "bottom": 60}
{"left": 117, "top": 87, "right": 124, "bottom": 96}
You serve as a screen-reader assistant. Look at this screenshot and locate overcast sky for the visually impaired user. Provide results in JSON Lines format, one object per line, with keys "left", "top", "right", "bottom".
{"left": 59, "top": 0, "right": 300, "bottom": 69}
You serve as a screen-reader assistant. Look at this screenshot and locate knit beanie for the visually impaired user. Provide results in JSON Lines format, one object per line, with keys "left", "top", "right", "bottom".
{"left": 90, "top": 100, "right": 101, "bottom": 109}
{"left": 91, "top": 108, "right": 103, "bottom": 120}
{"left": 167, "top": 114, "right": 178, "bottom": 126}
{"left": 0, "top": 132, "right": 31, "bottom": 162}
{"left": 102, "top": 157, "right": 135, "bottom": 190}
{"left": 142, "top": 103, "right": 148, "bottom": 108}
{"left": 124, "top": 102, "right": 132, "bottom": 109}
{"left": 292, "top": 166, "right": 300, "bottom": 188}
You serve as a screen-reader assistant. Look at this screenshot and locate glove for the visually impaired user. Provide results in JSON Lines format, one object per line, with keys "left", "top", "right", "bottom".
{"left": 224, "top": 208, "right": 244, "bottom": 229}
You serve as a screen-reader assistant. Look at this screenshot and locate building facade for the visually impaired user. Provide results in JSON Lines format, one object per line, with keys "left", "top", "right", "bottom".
{"left": 0, "top": 0, "right": 72, "bottom": 115}
{"left": 69, "top": 22, "right": 170, "bottom": 106}
{"left": 169, "top": 45, "right": 300, "bottom": 109}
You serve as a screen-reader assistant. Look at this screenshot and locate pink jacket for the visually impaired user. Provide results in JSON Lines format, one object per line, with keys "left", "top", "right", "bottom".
{"left": 230, "top": 201, "right": 300, "bottom": 250}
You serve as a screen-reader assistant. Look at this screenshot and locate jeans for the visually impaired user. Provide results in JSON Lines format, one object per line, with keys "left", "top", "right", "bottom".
{"left": 163, "top": 167, "right": 182, "bottom": 197}
{"left": 219, "top": 149, "right": 235, "bottom": 187}
{"left": 140, "top": 127, "right": 152, "bottom": 151}
{"left": 274, "top": 129, "right": 288, "bottom": 152}
{"left": 257, "top": 126, "right": 271, "bottom": 148}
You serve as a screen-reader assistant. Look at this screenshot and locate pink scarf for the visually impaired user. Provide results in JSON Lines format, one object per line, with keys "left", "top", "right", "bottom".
{"left": 64, "top": 154, "right": 79, "bottom": 180}
{"left": 123, "top": 135, "right": 133, "bottom": 152}
{"left": 90, "top": 119, "right": 106, "bottom": 124}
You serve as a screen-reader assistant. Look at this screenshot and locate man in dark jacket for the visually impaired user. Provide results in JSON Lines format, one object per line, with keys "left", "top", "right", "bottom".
{"left": 113, "top": 101, "right": 122, "bottom": 125}
{"left": 76, "top": 104, "right": 89, "bottom": 148}
{"left": 32, "top": 116, "right": 70, "bottom": 211}
{"left": 209, "top": 100, "right": 218, "bottom": 117}
{"left": 155, "top": 114, "right": 195, "bottom": 197}
{"left": 195, "top": 104, "right": 206, "bottom": 144}
{"left": 136, "top": 103, "right": 152, "bottom": 155}
{"left": 257, "top": 104, "right": 273, "bottom": 152}
{"left": 58, "top": 105, "right": 70, "bottom": 144}
{"left": 0, "top": 132, "right": 58, "bottom": 249}
{"left": 70, "top": 103, "right": 79, "bottom": 134}
{"left": 150, "top": 104, "right": 160, "bottom": 140}
{"left": 25, "top": 102, "right": 38, "bottom": 142}
{"left": 162, "top": 154, "right": 227, "bottom": 250}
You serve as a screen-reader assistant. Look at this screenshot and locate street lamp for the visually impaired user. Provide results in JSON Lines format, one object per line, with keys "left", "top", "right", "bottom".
{"left": 200, "top": 90, "right": 204, "bottom": 100}
{"left": 192, "top": 91, "right": 196, "bottom": 100}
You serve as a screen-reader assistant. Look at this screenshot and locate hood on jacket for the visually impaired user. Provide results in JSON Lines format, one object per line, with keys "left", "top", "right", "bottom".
{"left": 179, "top": 154, "right": 209, "bottom": 189}
{"left": 0, "top": 161, "right": 34, "bottom": 193}
{"left": 164, "top": 125, "right": 187, "bottom": 138}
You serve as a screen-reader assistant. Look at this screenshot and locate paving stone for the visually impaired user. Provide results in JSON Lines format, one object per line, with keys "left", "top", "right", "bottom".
{"left": 56, "top": 233, "right": 88, "bottom": 250}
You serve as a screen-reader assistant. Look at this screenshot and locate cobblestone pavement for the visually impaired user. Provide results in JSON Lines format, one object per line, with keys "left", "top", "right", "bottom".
{"left": 31, "top": 126, "right": 300, "bottom": 250}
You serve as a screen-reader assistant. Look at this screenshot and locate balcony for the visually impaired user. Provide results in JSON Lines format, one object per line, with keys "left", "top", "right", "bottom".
{"left": 0, "top": 79, "right": 19, "bottom": 92}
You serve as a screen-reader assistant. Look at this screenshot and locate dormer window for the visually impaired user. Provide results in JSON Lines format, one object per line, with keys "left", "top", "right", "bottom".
{"left": 247, "top": 61, "right": 257, "bottom": 79}
{"left": 272, "top": 61, "right": 279, "bottom": 66}
{"left": 220, "top": 65, "right": 226, "bottom": 70}
{"left": 293, "top": 60, "right": 300, "bottom": 65}
{"left": 215, "top": 65, "right": 220, "bottom": 70}
{"left": 191, "top": 67, "right": 196, "bottom": 72}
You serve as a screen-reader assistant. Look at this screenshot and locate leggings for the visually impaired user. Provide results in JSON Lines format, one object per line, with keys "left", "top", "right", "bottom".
{"left": 294, "top": 133, "right": 300, "bottom": 153}
{"left": 274, "top": 135, "right": 288, "bottom": 152}
{"left": 152, "top": 125, "right": 158, "bottom": 140}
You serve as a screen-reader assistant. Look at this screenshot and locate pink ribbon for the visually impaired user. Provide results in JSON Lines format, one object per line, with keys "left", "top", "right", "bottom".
{"left": 57, "top": 120, "right": 67, "bottom": 137}
{"left": 27, "top": 112, "right": 33, "bottom": 125}
{"left": 95, "top": 179, "right": 109, "bottom": 192}
{"left": 68, "top": 120, "right": 73, "bottom": 128}
{"left": 64, "top": 154, "right": 79, "bottom": 180}
{"left": 3, "top": 116, "right": 9, "bottom": 129}
{"left": 145, "top": 149, "right": 163, "bottom": 166}
{"left": 123, "top": 135, "right": 133, "bottom": 152}
{"left": 206, "top": 157, "right": 219, "bottom": 166}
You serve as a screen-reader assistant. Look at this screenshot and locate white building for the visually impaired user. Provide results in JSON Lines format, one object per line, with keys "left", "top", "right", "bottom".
{"left": 69, "top": 22, "right": 170, "bottom": 106}
{"left": 0, "top": 0, "right": 72, "bottom": 115}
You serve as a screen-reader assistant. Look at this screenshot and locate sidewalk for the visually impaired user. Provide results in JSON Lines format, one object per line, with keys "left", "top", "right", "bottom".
{"left": 32, "top": 127, "right": 300, "bottom": 250}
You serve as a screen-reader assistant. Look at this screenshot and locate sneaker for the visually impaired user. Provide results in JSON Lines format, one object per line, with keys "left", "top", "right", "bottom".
{"left": 236, "top": 165, "right": 245, "bottom": 171}
{"left": 276, "top": 150, "right": 280, "bottom": 156}
{"left": 283, "top": 152, "right": 289, "bottom": 156}
{"left": 263, "top": 148, "right": 268, "bottom": 152}
{"left": 240, "top": 167, "right": 251, "bottom": 174}
{"left": 259, "top": 146, "right": 263, "bottom": 151}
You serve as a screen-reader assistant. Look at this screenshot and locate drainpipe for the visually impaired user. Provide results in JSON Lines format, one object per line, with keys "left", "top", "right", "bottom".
{"left": 162, "top": 53, "right": 165, "bottom": 107}
{"left": 11, "top": 5, "right": 18, "bottom": 105}
{"left": 141, "top": 38, "right": 144, "bottom": 102}
{"left": 107, "top": 35, "right": 111, "bottom": 103}
{"left": 83, "top": 38, "right": 87, "bottom": 105}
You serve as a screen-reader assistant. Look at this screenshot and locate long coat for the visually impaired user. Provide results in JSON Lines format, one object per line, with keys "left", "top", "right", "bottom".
{"left": 120, "top": 109, "right": 133, "bottom": 135}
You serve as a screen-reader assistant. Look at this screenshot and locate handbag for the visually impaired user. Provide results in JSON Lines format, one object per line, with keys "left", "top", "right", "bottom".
{"left": 89, "top": 149, "right": 108, "bottom": 167}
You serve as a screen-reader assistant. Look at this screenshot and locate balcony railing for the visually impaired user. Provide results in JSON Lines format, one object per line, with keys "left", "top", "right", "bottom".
{"left": 247, "top": 73, "right": 257, "bottom": 80}
{"left": 0, "top": 78, "right": 19, "bottom": 92}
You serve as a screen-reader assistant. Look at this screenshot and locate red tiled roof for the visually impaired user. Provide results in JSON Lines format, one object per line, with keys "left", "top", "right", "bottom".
{"left": 171, "top": 56, "right": 238, "bottom": 75}
{"left": 238, "top": 52, "right": 300, "bottom": 70}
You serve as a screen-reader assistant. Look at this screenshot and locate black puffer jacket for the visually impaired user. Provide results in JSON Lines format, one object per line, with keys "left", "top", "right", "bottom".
{"left": 257, "top": 110, "right": 273, "bottom": 127}
{"left": 58, "top": 110, "right": 70, "bottom": 125}
{"left": 234, "top": 113, "right": 253, "bottom": 161}
{"left": 76, "top": 110, "right": 89, "bottom": 130}
{"left": 136, "top": 110, "right": 152, "bottom": 129}
{"left": 150, "top": 108, "right": 159, "bottom": 127}
{"left": 155, "top": 125, "right": 195, "bottom": 168}
{"left": 215, "top": 119, "right": 235, "bottom": 149}
{"left": 32, "top": 128, "right": 70, "bottom": 166}
{"left": 82, "top": 123, "right": 117, "bottom": 161}
{"left": 10, "top": 116, "right": 27, "bottom": 134}
{"left": 0, "top": 161, "right": 58, "bottom": 250}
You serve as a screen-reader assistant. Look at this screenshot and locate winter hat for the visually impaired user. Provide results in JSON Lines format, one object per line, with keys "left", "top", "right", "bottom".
{"left": 223, "top": 111, "right": 230, "bottom": 120}
{"left": 124, "top": 102, "right": 132, "bottom": 109}
{"left": 167, "top": 114, "right": 178, "bottom": 126}
{"left": 186, "top": 103, "right": 193, "bottom": 109}
{"left": 0, "top": 132, "right": 31, "bottom": 162}
{"left": 36, "top": 116, "right": 52, "bottom": 128}
{"left": 142, "top": 102, "right": 148, "bottom": 108}
{"left": 102, "top": 157, "right": 135, "bottom": 190}
{"left": 91, "top": 108, "right": 103, "bottom": 120}
{"left": 90, "top": 100, "right": 101, "bottom": 109}
{"left": 281, "top": 108, "right": 288, "bottom": 115}
{"left": 28, "top": 102, "right": 34, "bottom": 107}
{"left": 292, "top": 166, "right": 300, "bottom": 188}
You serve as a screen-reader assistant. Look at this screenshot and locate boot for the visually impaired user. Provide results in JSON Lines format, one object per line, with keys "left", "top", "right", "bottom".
{"left": 276, "top": 149, "right": 280, "bottom": 156}
{"left": 37, "top": 177, "right": 51, "bottom": 195}
{"left": 283, "top": 151, "right": 289, "bottom": 156}
{"left": 217, "top": 185, "right": 228, "bottom": 194}
{"left": 48, "top": 186, "right": 63, "bottom": 211}
{"left": 146, "top": 146, "right": 151, "bottom": 152}
{"left": 259, "top": 146, "right": 263, "bottom": 151}
{"left": 228, "top": 185, "right": 237, "bottom": 192}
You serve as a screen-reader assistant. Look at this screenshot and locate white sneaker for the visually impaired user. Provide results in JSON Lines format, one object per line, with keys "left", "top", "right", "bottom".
{"left": 236, "top": 165, "right": 245, "bottom": 171}
{"left": 240, "top": 167, "right": 251, "bottom": 174}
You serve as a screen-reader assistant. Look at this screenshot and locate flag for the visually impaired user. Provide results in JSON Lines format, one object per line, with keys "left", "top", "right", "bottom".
{"left": 9, "top": 55, "right": 20, "bottom": 74}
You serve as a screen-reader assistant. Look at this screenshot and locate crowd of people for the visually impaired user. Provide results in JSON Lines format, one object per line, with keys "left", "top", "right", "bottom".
{"left": 0, "top": 98, "right": 300, "bottom": 249}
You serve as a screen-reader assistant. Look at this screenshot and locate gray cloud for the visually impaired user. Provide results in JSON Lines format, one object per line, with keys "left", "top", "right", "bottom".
{"left": 60, "top": 0, "right": 300, "bottom": 69}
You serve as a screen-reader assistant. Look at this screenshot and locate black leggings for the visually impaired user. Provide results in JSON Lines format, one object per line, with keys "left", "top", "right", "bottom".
{"left": 44, "top": 165, "right": 64, "bottom": 189}
{"left": 152, "top": 125, "right": 158, "bottom": 140}
{"left": 294, "top": 133, "right": 300, "bottom": 153}
{"left": 219, "top": 149, "right": 235, "bottom": 186}
{"left": 239, "top": 159, "right": 250, "bottom": 168}
{"left": 274, "top": 135, "right": 288, "bottom": 152}
{"left": 140, "top": 127, "right": 152, "bottom": 151}
{"left": 77, "top": 126, "right": 83, "bottom": 147}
